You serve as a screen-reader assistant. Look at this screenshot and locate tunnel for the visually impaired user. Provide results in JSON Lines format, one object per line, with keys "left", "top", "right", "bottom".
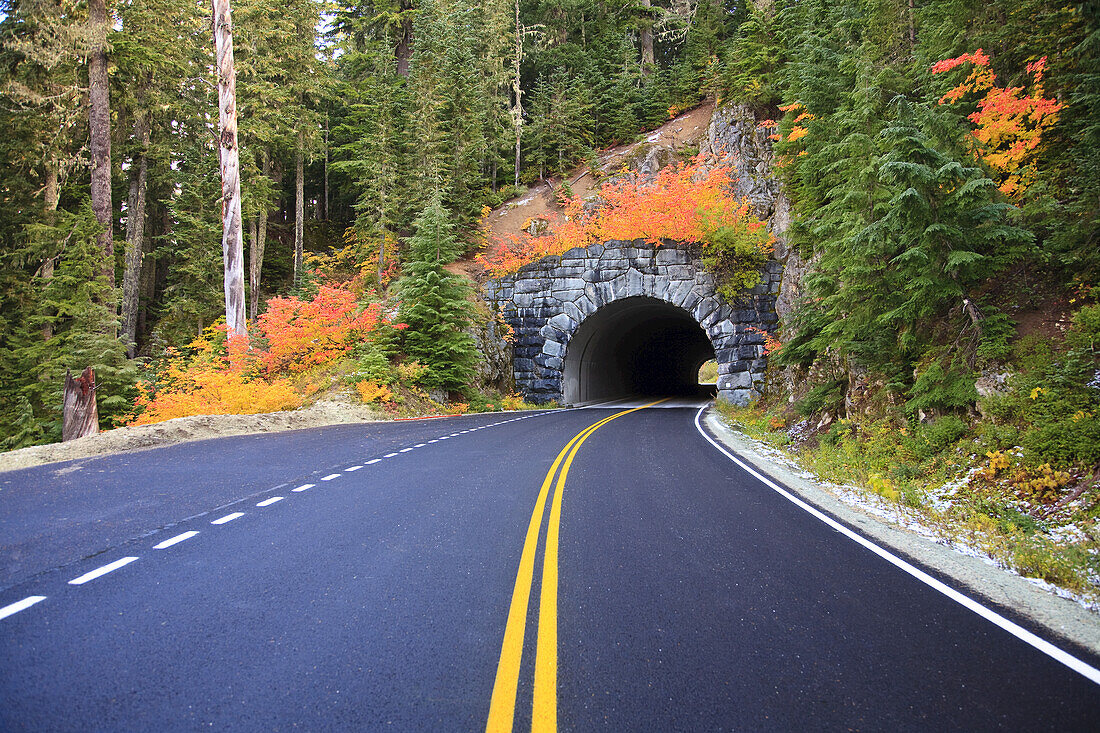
{"left": 562, "top": 296, "right": 717, "bottom": 405}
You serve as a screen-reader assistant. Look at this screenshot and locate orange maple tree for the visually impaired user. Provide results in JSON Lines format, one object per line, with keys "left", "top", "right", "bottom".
{"left": 477, "top": 161, "right": 773, "bottom": 277}
{"left": 932, "top": 49, "right": 1062, "bottom": 196}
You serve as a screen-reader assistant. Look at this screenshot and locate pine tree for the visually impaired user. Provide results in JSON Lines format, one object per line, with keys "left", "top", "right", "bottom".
{"left": 395, "top": 195, "right": 477, "bottom": 394}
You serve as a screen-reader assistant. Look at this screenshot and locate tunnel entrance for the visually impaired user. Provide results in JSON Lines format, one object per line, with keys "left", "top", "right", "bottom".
{"left": 562, "top": 296, "right": 717, "bottom": 405}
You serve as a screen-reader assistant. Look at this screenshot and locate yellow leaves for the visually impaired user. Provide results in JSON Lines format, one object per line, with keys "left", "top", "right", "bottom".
{"left": 867, "top": 473, "right": 900, "bottom": 502}
{"left": 356, "top": 380, "right": 393, "bottom": 404}
{"left": 981, "top": 450, "right": 1011, "bottom": 480}
{"left": 127, "top": 367, "right": 301, "bottom": 426}
{"left": 1030, "top": 386, "right": 1046, "bottom": 400}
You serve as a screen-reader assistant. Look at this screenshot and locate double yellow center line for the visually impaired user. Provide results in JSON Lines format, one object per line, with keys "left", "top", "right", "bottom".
{"left": 486, "top": 399, "right": 667, "bottom": 733}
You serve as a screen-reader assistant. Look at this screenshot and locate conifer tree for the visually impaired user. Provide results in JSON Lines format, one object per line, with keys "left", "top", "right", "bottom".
{"left": 395, "top": 195, "right": 477, "bottom": 394}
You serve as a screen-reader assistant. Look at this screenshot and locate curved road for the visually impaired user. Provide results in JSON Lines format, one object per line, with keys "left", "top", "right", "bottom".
{"left": 1, "top": 403, "right": 1097, "bottom": 730}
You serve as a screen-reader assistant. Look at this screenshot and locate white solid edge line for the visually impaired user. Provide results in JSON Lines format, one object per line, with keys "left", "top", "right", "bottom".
{"left": 153, "top": 530, "right": 200, "bottom": 549}
{"left": 211, "top": 512, "right": 245, "bottom": 525}
{"left": 692, "top": 404, "right": 1100, "bottom": 686}
{"left": 366, "top": 459, "right": 382, "bottom": 464}
{"left": 257, "top": 496, "right": 285, "bottom": 507}
{"left": 321, "top": 473, "right": 341, "bottom": 481}
{"left": 69, "top": 556, "right": 140, "bottom": 585}
{"left": 293, "top": 483, "right": 315, "bottom": 492}
{"left": 0, "top": 595, "right": 47, "bottom": 621}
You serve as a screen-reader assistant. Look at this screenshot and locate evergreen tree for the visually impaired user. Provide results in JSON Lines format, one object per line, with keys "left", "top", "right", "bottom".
{"left": 395, "top": 196, "right": 477, "bottom": 393}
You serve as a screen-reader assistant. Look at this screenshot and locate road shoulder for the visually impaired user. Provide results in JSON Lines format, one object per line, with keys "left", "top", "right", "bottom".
{"left": 702, "top": 408, "right": 1100, "bottom": 658}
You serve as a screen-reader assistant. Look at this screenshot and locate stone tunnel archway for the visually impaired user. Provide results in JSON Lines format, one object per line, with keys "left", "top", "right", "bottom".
{"left": 563, "top": 297, "right": 716, "bottom": 404}
{"left": 485, "top": 240, "right": 780, "bottom": 406}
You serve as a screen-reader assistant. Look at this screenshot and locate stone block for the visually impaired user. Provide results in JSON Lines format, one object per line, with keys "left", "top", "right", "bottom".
{"left": 655, "top": 247, "right": 691, "bottom": 265}
{"left": 515, "top": 278, "right": 550, "bottom": 294}
{"left": 547, "top": 313, "right": 576, "bottom": 333}
{"left": 664, "top": 265, "right": 695, "bottom": 280}
{"left": 542, "top": 339, "right": 565, "bottom": 358}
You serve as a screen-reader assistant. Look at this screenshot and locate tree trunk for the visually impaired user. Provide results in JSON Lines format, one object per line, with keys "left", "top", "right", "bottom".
{"left": 121, "top": 113, "right": 150, "bottom": 357}
{"left": 395, "top": 18, "right": 412, "bottom": 77}
{"left": 294, "top": 128, "right": 305, "bottom": 284}
{"left": 62, "top": 367, "right": 99, "bottom": 441}
{"left": 88, "top": 0, "right": 114, "bottom": 288}
{"left": 323, "top": 114, "right": 329, "bottom": 220}
{"left": 42, "top": 156, "right": 60, "bottom": 341}
{"left": 512, "top": 0, "right": 523, "bottom": 188}
{"left": 249, "top": 149, "right": 270, "bottom": 321}
{"left": 212, "top": 0, "right": 247, "bottom": 337}
{"left": 639, "top": 0, "right": 654, "bottom": 75}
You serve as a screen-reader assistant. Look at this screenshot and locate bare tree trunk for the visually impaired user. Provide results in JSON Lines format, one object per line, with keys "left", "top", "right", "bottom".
{"left": 248, "top": 218, "right": 259, "bottom": 320}
{"left": 41, "top": 156, "right": 60, "bottom": 341}
{"left": 908, "top": 0, "right": 916, "bottom": 47}
{"left": 294, "top": 128, "right": 304, "bottom": 284}
{"left": 512, "top": 0, "right": 523, "bottom": 189}
{"left": 88, "top": 0, "right": 113, "bottom": 288}
{"left": 323, "top": 114, "right": 329, "bottom": 220}
{"left": 249, "top": 149, "right": 270, "bottom": 321}
{"left": 212, "top": 0, "right": 246, "bottom": 337}
{"left": 62, "top": 367, "right": 99, "bottom": 441}
{"left": 395, "top": 17, "right": 412, "bottom": 77}
{"left": 639, "top": 0, "right": 654, "bottom": 75}
{"left": 121, "top": 113, "right": 150, "bottom": 357}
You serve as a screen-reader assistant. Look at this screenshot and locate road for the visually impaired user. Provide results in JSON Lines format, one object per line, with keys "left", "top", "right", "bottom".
{"left": 1, "top": 402, "right": 1098, "bottom": 731}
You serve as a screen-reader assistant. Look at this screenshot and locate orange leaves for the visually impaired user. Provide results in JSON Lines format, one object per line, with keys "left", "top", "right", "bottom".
{"left": 933, "top": 49, "right": 1062, "bottom": 196}
{"left": 257, "top": 285, "right": 383, "bottom": 375}
{"left": 125, "top": 283, "right": 390, "bottom": 426}
{"left": 478, "top": 161, "right": 769, "bottom": 277}
{"left": 126, "top": 325, "right": 301, "bottom": 426}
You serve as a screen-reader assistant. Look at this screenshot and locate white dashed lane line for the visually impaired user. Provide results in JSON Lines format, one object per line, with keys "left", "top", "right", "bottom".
{"left": 69, "top": 557, "right": 140, "bottom": 586}
{"left": 153, "top": 531, "right": 200, "bottom": 549}
{"left": 1, "top": 412, "right": 555, "bottom": 622}
{"left": 0, "top": 596, "right": 47, "bottom": 621}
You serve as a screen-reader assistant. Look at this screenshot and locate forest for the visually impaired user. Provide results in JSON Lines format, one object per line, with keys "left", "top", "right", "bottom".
{"left": 0, "top": 0, "right": 1097, "bottom": 481}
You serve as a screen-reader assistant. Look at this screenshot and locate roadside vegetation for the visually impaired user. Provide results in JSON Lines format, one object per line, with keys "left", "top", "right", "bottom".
{"left": 717, "top": 301, "right": 1100, "bottom": 602}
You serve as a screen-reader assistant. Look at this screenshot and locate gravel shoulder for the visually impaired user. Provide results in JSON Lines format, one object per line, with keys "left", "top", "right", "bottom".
{"left": 704, "top": 408, "right": 1100, "bottom": 659}
{"left": 0, "top": 400, "right": 385, "bottom": 473}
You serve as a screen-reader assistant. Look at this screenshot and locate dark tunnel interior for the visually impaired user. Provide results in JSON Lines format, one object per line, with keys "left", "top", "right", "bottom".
{"left": 562, "top": 297, "right": 717, "bottom": 405}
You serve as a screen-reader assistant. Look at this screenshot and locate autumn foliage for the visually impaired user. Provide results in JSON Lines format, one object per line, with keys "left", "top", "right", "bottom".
{"left": 932, "top": 50, "right": 1062, "bottom": 196}
{"left": 125, "top": 282, "right": 392, "bottom": 425}
{"left": 477, "top": 161, "right": 774, "bottom": 279}
{"left": 126, "top": 326, "right": 302, "bottom": 426}
{"left": 257, "top": 285, "right": 384, "bottom": 375}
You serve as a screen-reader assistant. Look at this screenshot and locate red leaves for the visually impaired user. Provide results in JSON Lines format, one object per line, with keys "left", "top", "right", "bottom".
{"left": 933, "top": 50, "right": 1062, "bottom": 196}
{"left": 257, "top": 284, "right": 384, "bottom": 374}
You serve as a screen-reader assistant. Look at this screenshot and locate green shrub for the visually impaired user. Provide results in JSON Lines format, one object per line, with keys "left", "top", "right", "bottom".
{"left": 796, "top": 378, "right": 846, "bottom": 418}
{"left": 907, "top": 362, "right": 977, "bottom": 414}
{"left": 906, "top": 415, "right": 968, "bottom": 459}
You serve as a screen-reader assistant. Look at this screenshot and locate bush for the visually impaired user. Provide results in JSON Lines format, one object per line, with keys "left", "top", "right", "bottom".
{"left": 907, "top": 415, "right": 969, "bottom": 460}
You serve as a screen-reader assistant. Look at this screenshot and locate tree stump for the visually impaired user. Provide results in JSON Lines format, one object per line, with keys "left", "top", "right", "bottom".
{"left": 62, "top": 367, "right": 99, "bottom": 441}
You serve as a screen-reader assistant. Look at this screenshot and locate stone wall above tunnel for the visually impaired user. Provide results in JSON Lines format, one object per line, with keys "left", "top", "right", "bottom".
{"left": 484, "top": 240, "right": 780, "bottom": 406}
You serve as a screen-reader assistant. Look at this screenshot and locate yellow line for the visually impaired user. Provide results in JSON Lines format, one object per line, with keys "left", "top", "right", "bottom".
{"left": 487, "top": 399, "right": 666, "bottom": 733}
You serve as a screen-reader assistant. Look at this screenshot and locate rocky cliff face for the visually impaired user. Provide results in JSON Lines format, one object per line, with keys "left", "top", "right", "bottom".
{"left": 701, "top": 102, "right": 813, "bottom": 401}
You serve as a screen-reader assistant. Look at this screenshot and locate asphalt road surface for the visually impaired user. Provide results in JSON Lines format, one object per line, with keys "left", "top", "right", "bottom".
{"left": 1, "top": 402, "right": 1098, "bottom": 731}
